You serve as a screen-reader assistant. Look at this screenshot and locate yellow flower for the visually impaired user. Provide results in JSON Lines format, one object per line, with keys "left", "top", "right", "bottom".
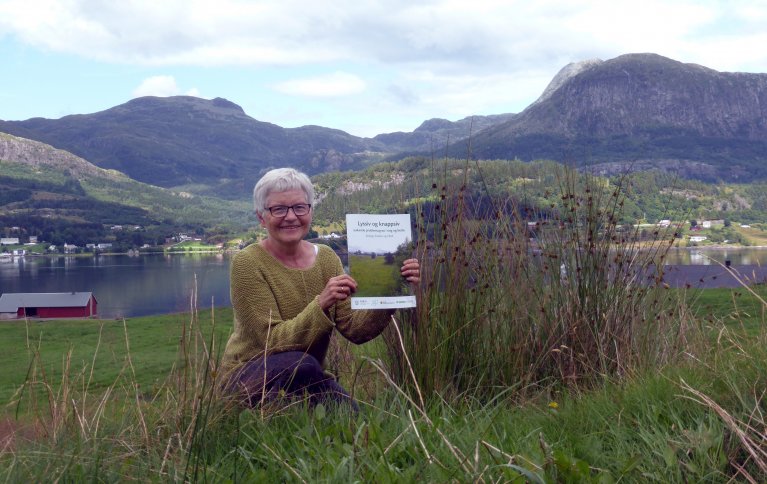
{"left": 548, "top": 401, "right": 559, "bottom": 409}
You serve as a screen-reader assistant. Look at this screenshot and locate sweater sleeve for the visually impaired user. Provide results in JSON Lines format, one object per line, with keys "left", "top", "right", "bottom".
{"left": 325, "top": 252, "right": 395, "bottom": 344}
{"left": 228, "top": 251, "right": 335, "bottom": 358}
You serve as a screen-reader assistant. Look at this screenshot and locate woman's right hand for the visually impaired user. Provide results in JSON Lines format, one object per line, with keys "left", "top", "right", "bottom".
{"left": 319, "top": 274, "right": 358, "bottom": 311}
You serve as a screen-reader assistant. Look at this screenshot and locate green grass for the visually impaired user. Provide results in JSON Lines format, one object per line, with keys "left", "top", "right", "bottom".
{"left": 734, "top": 224, "right": 767, "bottom": 245}
{"left": 167, "top": 240, "right": 222, "bottom": 251}
{"left": 348, "top": 254, "right": 402, "bottom": 297}
{"left": 0, "top": 301, "right": 764, "bottom": 481}
{"left": 689, "top": 286, "right": 767, "bottom": 335}
{"left": 312, "top": 221, "right": 345, "bottom": 235}
{"left": 0, "top": 243, "right": 47, "bottom": 253}
{"left": 0, "top": 309, "right": 233, "bottom": 404}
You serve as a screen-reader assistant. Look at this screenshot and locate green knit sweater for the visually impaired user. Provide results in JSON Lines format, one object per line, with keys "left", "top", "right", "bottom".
{"left": 222, "top": 243, "right": 393, "bottom": 376}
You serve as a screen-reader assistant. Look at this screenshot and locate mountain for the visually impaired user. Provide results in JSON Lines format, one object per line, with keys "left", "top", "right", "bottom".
{"left": 373, "top": 113, "right": 517, "bottom": 152}
{"left": 0, "top": 132, "right": 251, "bottom": 239}
{"left": 3, "top": 53, "right": 767, "bottom": 191}
{"left": 0, "top": 97, "right": 385, "bottom": 197}
{"left": 0, "top": 96, "right": 512, "bottom": 198}
{"left": 463, "top": 53, "right": 767, "bottom": 181}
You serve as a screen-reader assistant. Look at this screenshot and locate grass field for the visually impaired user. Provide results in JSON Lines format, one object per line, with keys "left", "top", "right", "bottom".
{"left": 0, "top": 289, "right": 765, "bottom": 481}
{"left": 348, "top": 254, "right": 402, "bottom": 297}
{"left": 0, "top": 309, "right": 234, "bottom": 404}
{"left": 736, "top": 224, "right": 767, "bottom": 245}
{"left": 167, "top": 240, "right": 222, "bottom": 251}
{"left": 4, "top": 287, "right": 759, "bottom": 404}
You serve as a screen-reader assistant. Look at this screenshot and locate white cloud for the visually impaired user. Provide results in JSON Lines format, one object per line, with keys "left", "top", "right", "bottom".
{"left": 132, "top": 75, "right": 200, "bottom": 98}
{"left": 1, "top": 0, "right": 763, "bottom": 75}
{"left": 3, "top": 0, "right": 767, "bottom": 135}
{"left": 274, "top": 72, "right": 366, "bottom": 97}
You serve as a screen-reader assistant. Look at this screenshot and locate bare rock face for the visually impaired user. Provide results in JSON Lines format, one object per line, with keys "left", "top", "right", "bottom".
{"left": 0, "top": 132, "right": 122, "bottom": 180}
{"left": 533, "top": 58, "right": 604, "bottom": 106}
{"left": 508, "top": 54, "right": 767, "bottom": 138}
{"left": 309, "top": 149, "right": 354, "bottom": 171}
{"left": 469, "top": 53, "right": 767, "bottom": 181}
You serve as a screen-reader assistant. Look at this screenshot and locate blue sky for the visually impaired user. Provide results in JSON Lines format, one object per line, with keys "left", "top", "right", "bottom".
{"left": 1, "top": 0, "right": 766, "bottom": 137}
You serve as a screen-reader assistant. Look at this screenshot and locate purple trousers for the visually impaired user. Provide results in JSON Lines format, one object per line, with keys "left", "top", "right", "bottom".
{"left": 227, "top": 351, "right": 358, "bottom": 411}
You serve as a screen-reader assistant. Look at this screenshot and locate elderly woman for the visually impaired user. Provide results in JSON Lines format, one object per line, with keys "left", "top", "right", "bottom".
{"left": 222, "top": 168, "right": 420, "bottom": 410}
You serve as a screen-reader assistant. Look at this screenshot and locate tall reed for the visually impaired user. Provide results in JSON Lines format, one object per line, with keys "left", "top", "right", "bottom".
{"left": 4, "top": 297, "right": 231, "bottom": 481}
{"left": 384, "top": 160, "right": 697, "bottom": 400}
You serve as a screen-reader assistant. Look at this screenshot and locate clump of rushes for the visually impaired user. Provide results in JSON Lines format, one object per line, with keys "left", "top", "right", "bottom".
{"left": 384, "top": 159, "right": 697, "bottom": 401}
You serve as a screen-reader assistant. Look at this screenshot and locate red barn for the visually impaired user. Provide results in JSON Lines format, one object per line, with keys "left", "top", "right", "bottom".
{"left": 0, "top": 292, "right": 98, "bottom": 319}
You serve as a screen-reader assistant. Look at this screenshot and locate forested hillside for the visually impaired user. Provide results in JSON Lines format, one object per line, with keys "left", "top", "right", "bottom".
{"left": 313, "top": 157, "right": 767, "bottom": 230}
{"left": 0, "top": 133, "right": 251, "bottom": 248}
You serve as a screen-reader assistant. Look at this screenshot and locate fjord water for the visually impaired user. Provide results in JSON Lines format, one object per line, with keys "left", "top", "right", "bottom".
{"left": 2, "top": 248, "right": 767, "bottom": 319}
{"left": 663, "top": 247, "right": 767, "bottom": 265}
{"left": 0, "top": 253, "right": 231, "bottom": 318}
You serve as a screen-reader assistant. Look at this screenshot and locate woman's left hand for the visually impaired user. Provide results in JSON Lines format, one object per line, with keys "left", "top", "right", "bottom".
{"left": 400, "top": 258, "right": 421, "bottom": 286}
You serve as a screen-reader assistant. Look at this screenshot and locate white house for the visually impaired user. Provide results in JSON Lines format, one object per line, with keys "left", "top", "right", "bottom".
{"left": 689, "top": 235, "right": 708, "bottom": 243}
{"left": 0, "top": 238, "right": 20, "bottom": 245}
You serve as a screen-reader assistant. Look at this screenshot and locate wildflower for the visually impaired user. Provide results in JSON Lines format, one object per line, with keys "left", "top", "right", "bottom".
{"left": 548, "top": 401, "right": 559, "bottom": 409}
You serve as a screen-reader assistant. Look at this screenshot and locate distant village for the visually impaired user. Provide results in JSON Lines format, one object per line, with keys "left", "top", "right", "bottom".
{"left": 0, "top": 223, "right": 213, "bottom": 259}
{"left": 0, "top": 217, "right": 759, "bottom": 261}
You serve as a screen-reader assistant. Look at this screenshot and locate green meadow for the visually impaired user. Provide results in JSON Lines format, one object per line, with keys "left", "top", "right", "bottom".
{"left": 0, "top": 309, "right": 234, "bottom": 404}
{"left": 348, "top": 254, "right": 402, "bottom": 297}
{"left": 0, "top": 288, "right": 764, "bottom": 482}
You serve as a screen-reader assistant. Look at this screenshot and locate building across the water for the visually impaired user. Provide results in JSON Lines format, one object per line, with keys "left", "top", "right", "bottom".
{"left": 0, "top": 292, "right": 98, "bottom": 319}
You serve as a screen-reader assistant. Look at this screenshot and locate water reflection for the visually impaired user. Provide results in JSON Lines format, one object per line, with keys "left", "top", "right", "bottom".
{"left": 0, "top": 253, "right": 232, "bottom": 319}
{"left": 2, "top": 248, "right": 767, "bottom": 318}
{"left": 664, "top": 247, "right": 767, "bottom": 266}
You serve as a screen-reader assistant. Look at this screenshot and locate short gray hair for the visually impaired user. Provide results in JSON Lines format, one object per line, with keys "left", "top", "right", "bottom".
{"left": 253, "top": 168, "right": 315, "bottom": 214}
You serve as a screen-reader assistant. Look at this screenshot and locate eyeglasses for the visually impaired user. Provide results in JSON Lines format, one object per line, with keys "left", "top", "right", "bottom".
{"left": 266, "top": 203, "right": 312, "bottom": 217}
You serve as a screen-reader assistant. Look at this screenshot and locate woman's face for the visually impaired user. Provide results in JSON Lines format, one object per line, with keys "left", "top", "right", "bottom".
{"left": 257, "top": 188, "right": 312, "bottom": 246}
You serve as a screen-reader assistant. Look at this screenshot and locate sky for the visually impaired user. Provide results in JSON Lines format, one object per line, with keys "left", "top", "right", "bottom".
{"left": 1, "top": 0, "right": 766, "bottom": 138}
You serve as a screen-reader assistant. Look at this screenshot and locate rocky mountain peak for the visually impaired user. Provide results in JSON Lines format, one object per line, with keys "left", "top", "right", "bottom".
{"left": 534, "top": 58, "right": 603, "bottom": 105}
{"left": 467, "top": 53, "right": 767, "bottom": 181}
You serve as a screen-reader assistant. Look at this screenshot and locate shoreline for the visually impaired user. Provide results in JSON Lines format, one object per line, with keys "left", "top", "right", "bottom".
{"left": 0, "top": 248, "right": 230, "bottom": 259}
{"left": 669, "top": 245, "right": 767, "bottom": 250}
